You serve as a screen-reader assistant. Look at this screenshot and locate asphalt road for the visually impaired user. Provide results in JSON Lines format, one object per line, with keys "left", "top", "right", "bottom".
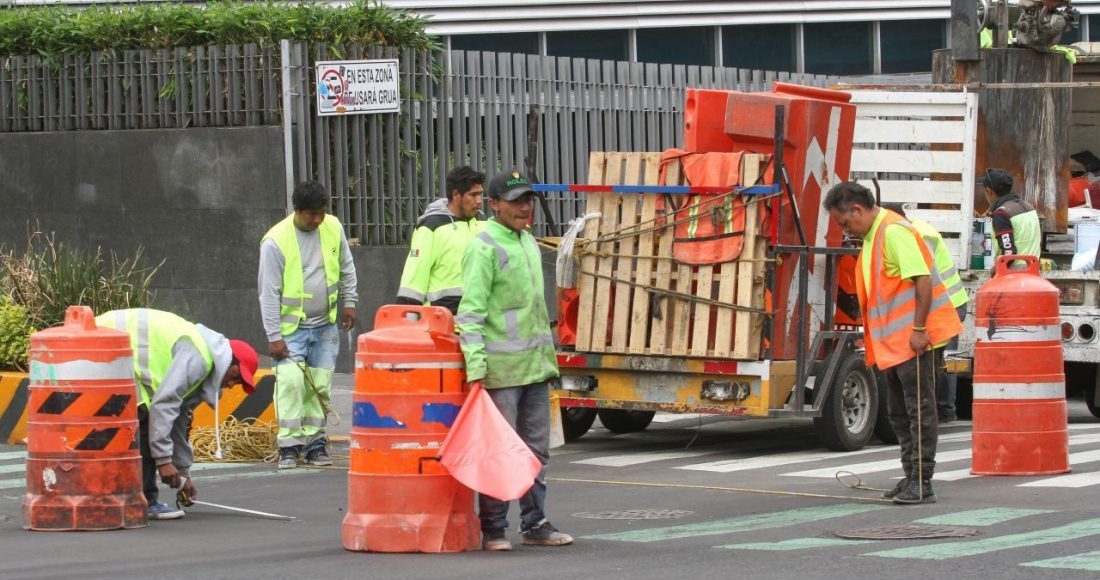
{"left": 2, "top": 381, "right": 1100, "bottom": 580}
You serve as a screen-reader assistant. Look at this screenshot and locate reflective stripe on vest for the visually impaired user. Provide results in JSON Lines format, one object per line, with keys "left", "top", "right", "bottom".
{"left": 95, "top": 309, "right": 214, "bottom": 407}
{"left": 857, "top": 211, "right": 963, "bottom": 370}
{"left": 262, "top": 214, "right": 343, "bottom": 336}
{"left": 914, "top": 218, "right": 967, "bottom": 308}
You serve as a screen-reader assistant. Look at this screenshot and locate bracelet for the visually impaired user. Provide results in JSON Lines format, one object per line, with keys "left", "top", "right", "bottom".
{"left": 912, "top": 326, "right": 927, "bottom": 332}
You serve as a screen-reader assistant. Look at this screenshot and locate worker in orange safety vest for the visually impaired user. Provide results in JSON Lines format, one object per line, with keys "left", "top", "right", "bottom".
{"left": 824, "top": 182, "right": 962, "bottom": 505}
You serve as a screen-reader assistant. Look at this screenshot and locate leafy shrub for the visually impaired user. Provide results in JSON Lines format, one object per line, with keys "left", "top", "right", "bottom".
{"left": 0, "top": 1, "right": 439, "bottom": 58}
{"left": 1, "top": 230, "right": 162, "bottom": 331}
{"left": 0, "top": 301, "right": 33, "bottom": 372}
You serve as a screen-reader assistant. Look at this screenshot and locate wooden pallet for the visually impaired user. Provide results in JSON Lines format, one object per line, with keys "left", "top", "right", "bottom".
{"left": 573, "top": 151, "right": 767, "bottom": 360}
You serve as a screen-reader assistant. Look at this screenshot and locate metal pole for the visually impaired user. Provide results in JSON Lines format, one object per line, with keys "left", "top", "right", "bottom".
{"left": 794, "top": 248, "right": 808, "bottom": 411}
{"left": 280, "top": 39, "right": 295, "bottom": 211}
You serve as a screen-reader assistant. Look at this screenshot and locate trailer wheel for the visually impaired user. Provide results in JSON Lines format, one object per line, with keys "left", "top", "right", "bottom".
{"left": 872, "top": 370, "right": 898, "bottom": 444}
{"left": 814, "top": 351, "right": 877, "bottom": 451}
{"left": 597, "top": 409, "right": 656, "bottom": 434}
{"left": 561, "top": 407, "right": 597, "bottom": 441}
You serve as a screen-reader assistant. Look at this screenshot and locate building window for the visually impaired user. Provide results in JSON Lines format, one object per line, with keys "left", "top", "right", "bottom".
{"left": 548, "top": 29, "right": 628, "bottom": 61}
{"left": 804, "top": 22, "right": 873, "bottom": 75}
{"left": 1059, "top": 18, "right": 1083, "bottom": 44}
{"left": 881, "top": 19, "right": 946, "bottom": 73}
{"left": 637, "top": 27, "right": 715, "bottom": 65}
{"left": 451, "top": 33, "right": 539, "bottom": 55}
{"left": 722, "top": 24, "right": 796, "bottom": 72}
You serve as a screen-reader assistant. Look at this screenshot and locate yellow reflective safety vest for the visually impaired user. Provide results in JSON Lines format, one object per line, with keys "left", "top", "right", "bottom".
{"left": 262, "top": 214, "right": 343, "bottom": 336}
{"left": 910, "top": 217, "right": 968, "bottom": 309}
{"left": 96, "top": 309, "right": 214, "bottom": 407}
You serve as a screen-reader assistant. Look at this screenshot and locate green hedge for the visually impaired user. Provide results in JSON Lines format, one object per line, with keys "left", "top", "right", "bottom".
{"left": 0, "top": 1, "right": 439, "bottom": 57}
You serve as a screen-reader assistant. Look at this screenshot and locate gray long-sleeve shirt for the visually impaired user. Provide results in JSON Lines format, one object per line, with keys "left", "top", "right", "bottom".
{"left": 258, "top": 223, "right": 358, "bottom": 342}
{"left": 148, "top": 325, "right": 233, "bottom": 477}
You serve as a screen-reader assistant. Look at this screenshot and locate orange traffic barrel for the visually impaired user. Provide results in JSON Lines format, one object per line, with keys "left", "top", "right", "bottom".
{"left": 342, "top": 305, "right": 478, "bottom": 553}
{"left": 971, "top": 255, "right": 1069, "bottom": 476}
{"left": 22, "top": 306, "right": 147, "bottom": 531}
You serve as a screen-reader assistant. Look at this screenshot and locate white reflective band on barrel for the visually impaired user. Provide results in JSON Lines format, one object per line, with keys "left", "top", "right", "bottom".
{"left": 30, "top": 356, "right": 135, "bottom": 382}
{"left": 975, "top": 324, "right": 1061, "bottom": 343}
{"left": 973, "top": 382, "right": 1065, "bottom": 399}
{"left": 365, "top": 362, "right": 465, "bottom": 370}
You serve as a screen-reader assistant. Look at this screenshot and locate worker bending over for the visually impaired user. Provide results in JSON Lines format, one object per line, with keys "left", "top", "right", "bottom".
{"left": 97, "top": 308, "right": 259, "bottom": 520}
{"left": 824, "top": 183, "right": 961, "bottom": 504}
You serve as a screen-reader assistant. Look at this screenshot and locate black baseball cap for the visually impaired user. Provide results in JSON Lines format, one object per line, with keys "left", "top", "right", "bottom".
{"left": 487, "top": 170, "right": 542, "bottom": 201}
{"left": 979, "top": 168, "right": 1013, "bottom": 191}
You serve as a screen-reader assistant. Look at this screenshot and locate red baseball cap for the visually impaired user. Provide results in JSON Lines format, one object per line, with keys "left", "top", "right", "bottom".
{"left": 229, "top": 339, "right": 259, "bottom": 393}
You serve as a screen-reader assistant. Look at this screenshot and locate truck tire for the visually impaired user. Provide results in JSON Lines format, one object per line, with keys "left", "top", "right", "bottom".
{"left": 597, "top": 409, "right": 656, "bottom": 434}
{"left": 1086, "top": 385, "right": 1100, "bottom": 419}
{"left": 814, "top": 351, "right": 878, "bottom": 451}
{"left": 955, "top": 377, "right": 973, "bottom": 420}
{"left": 561, "top": 407, "right": 597, "bottom": 441}
{"left": 873, "top": 371, "right": 898, "bottom": 444}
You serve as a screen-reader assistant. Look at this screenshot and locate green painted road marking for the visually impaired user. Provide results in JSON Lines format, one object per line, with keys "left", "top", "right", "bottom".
{"left": 585, "top": 503, "right": 890, "bottom": 543}
{"left": 717, "top": 537, "right": 876, "bottom": 551}
{"left": 914, "top": 508, "right": 1057, "bottom": 527}
{"left": 864, "top": 518, "right": 1100, "bottom": 559}
{"left": 0, "top": 451, "right": 27, "bottom": 461}
{"left": 1021, "top": 550, "right": 1100, "bottom": 572}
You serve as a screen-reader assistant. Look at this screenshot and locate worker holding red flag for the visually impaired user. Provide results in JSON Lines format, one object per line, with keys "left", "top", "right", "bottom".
{"left": 450, "top": 169, "right": 573, "bottom": 552}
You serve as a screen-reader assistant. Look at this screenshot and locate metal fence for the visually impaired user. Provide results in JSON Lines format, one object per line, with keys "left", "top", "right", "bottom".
{"left": 0, "top": 43, "right": 841, "bottom": 245}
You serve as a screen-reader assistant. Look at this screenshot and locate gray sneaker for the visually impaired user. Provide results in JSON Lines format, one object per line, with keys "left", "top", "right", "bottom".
{"left": 521, "top": 521, "right": 573, "bottom": 546}
{"left": 893, "top": 479, "right": 936, "bottom": 505}
{"left": 278, "top": 448, "right": 299, "bottom": 470}
{"left": 307, "top": 448, "right": 333, "bottom": 466}
{"left": 482, "top": 528, "right": 512, "bottom": 551}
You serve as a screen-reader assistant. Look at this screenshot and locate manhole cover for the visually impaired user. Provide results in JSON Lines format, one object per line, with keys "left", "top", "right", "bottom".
{"left": 572, "top": 509, "right": 693, "bottom": 520}
{"left": 836, "top": 524, "right": 981, "bottom": 540}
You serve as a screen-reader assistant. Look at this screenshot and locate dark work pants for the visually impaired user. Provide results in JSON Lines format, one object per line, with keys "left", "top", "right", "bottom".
{"left": 137, "top": 406, "right": 159, "bottom": 504}
{"left": 478, "top": 382, "right": 551, "bottom": 533}
{"left": 936, "top": 305, "right": 968, "bottom": 416}
{"left": 885, "top": 352, "right": 938, "bottom": 481}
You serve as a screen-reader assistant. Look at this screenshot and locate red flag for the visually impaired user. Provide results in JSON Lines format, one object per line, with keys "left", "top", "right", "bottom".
{"left": 438, "top": 384, "right": 542, "bottom": 501}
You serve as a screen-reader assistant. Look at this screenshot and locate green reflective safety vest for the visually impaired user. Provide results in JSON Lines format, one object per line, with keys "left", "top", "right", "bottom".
{"left": 96, "top": 309, "right": 214, "bottom": 407}
{"left": 910, "top": 217, "right": 968, "bottom": 309}
{"left": 990, "top": 195, "right": 1041, "bottom": 259}
{"left": 262, "top": 214, "right": 343, "bottom": 336}
{"left": 397, "top": 212, "right": 485, "bottom": 311}
{"left": 456, "top": 219, "right": 558, "bottom": 389}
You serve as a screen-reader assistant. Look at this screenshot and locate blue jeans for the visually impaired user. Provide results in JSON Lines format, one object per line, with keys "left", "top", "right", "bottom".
{"left": 281, "top": 323, "right": 339, "bottom": 369}
{"left": 478, "top": 381, "right": 551, "bottom": 533}
{"left": 936, "top": 305, "right": 968, "bottom": 417}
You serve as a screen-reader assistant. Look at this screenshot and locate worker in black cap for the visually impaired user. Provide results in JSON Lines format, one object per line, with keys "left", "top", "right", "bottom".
{"left": 980, "top": 168, "right": 1041, "bottom": 261}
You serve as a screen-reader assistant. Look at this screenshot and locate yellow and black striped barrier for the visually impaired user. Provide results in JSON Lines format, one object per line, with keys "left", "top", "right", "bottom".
{"left": 192, "top": 370, "right": 276, "bottom": 428}
{"left": 0, "top": 372, "right": 30, "bottom": 444}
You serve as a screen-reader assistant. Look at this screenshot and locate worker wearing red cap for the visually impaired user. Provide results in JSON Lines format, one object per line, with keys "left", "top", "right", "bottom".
{"left": 96, "top": 308, "right": 259, "bottom": 521}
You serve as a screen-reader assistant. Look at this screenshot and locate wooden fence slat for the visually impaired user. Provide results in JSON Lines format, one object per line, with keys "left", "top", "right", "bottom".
{"left": 732, "top": 154, "right": 764, "bottom": 359}
{"left": 610, "top": 154, "right": 641, "bottom": 351}
{"left": 629, "top": 153, "right": 661, "bottom": 354}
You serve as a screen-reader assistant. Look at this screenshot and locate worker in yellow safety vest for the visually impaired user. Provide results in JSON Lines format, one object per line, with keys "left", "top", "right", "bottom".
{"left": 96, "top": 308, "right": 259, "bottom": 521}
{"left": 825, "top": 183, "right": 962, "bottom": 505}
{"left": 882, "top": 203, "right": 969, "bottom": 423}
{"left": 259, "top": 181, "right": 358, "bottom": 469}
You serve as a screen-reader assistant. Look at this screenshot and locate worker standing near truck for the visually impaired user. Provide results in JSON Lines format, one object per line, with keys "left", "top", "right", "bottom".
{"left": 982, "top": 168, "right": 1041, "bottom": 260}
{"left": 825, "top": 183, "right": 962, "bottom": 504}
{"left": 396, "top": 166, "right": 486, "bottom": 314}
{"left": 96, "top": 308, "right": 259, "bottom": 520}
{"left": 883, "top": 203, "right": 969, "bottom": 423}
{"left": 259, "top": 181, "right": 358, "bottom": 469}
{"left": 456, "top": 169, "right": 573, "bottom": 550}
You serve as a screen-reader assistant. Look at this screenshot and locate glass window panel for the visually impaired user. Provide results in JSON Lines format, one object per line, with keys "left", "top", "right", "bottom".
{"left": 804, "top": 22, "right": 873, "bottom": 75}
{"left": 636, "top": 27, "right": 715, "bottom": 65}
{"left": 451, "top": 33, "right": 539, "bottom": 55}
{"left": 722, "top": 24, "right": 796, "bottom": 72}
{"left": 881, "top": 19, "right": 946, "bottom": 73}
{"left": 548, "top": 29, "right": 628, "bottom": 61}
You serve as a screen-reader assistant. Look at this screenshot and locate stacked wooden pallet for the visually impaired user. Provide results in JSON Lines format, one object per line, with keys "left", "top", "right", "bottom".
{"left": 572, "top": 151, "right": 768, "bottom": 359}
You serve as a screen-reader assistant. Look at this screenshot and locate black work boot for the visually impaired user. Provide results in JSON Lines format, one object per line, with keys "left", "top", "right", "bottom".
{"left": 893, "top": 479, "right": 936, "bottom": 505}
{"left": 883, "top": 477, "right": 912, "bottom": 500}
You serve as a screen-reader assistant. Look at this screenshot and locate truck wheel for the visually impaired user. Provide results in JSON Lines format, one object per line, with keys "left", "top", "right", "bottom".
{"left": 597, "top": 409, "right": 656, "bottom": 434}
{"left": 1086, "top": 385, "right": 1100, "bottom": 419}
{"left": 562, "top": 407, "right": 597, "bottom": 441}
{"left": 814, "top": 351, "right": 877, "bottom": 451}
{"left": 873, "top": 371, "right": 898, "bottom": 444}
{"left": 955, "top": 377, "right": 973, "bottom": 420}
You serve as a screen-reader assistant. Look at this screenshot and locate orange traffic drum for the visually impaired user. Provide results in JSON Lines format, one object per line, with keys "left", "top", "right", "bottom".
{"left": 972, "top": 256, "right": 1069, "bottom": 476}
{"left": 23, "top": 306, "right": 146, "bottom": 531}
{"left": 342, "top": 305, "right": 478, "bottom": 553}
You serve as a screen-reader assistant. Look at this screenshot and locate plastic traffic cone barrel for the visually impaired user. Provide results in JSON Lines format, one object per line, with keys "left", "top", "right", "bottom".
{"left": 971, "top": 255, "right": 1069, "bottom": 476}
{"left": 342, "top": 305, "right": 478, "bottom": 553}
{"left": 22, "top": 306, "right": 147, "bottom": 531}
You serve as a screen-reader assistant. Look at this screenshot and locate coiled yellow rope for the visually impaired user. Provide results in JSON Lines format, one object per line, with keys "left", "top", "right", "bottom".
{"left": 190, "top": 417, "right": 278, "bottom": 463}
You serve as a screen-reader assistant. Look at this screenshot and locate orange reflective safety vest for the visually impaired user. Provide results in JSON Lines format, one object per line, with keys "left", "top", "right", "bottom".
{"left": 855, "top": 210, "right": 962, "bottom": 370}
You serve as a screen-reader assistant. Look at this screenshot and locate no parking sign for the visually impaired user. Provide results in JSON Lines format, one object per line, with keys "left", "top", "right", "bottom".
{"left": 315, "top": 59, "right": 400, "bottom": 116}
